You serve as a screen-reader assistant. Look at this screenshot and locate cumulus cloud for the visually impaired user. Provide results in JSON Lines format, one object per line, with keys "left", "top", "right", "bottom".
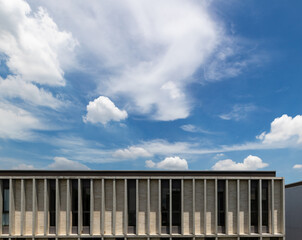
{"left": 83, "top": 96, "right": 128, "bottom": 125}
{"left": 219, "top": 104, "right": 256, "bottom": 121}
{"left": 293, "top": 164, "right": 302, "bottom": 169}
{"left": 113, "top": 146, "right": 152, "bottom": 159}
{"left": 0, "top": 0, "right": 77, "bottom": 86}
{"left": 12, "top": 163, "right": 35, "bottom": 170}
{"left": 145, "top": 156, "right": 188, "bottom": 170}
{"left": 47, "top": 157, "right": 90, "bottom": 170}
{"left": 29, "top": 0, "right": 254, "bottom": 121}
{"left": 212, "top": 155, "right": 268, "bottom": 170}
{"left": 0, "top": 0, "right": 78, "bottom": 139}
{"left": 257, "top": 114, "right": 302, "bottom": 146}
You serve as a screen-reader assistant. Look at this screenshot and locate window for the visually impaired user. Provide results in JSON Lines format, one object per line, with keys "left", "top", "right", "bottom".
{"left": 2, "top": 180, "right": 9, "bottom": 228}
{"left": 217, "top": 180, "right": 226, "bottom": 232}
{"left": 49, "top": 180, "right": 56, "bottom": 228}
{"left": 262, "top": 180, "right": 269, "bottom": 232}
{"left": 172, "top": 180, "right": 181, "bottom": 233}
{"left": 161, "top": 180, "right": 170, "bottom": 233}
{"left": 72, "top": 180, "right": 78, "bottom": 233}
{"left": 127, "top": 179, "right": 136, "bottom": 233}
{"left": 251, "top": 180, "right": 259, "bottom": 232}
{"left": 82, "top": 180, "right": 90, "bottom": 229}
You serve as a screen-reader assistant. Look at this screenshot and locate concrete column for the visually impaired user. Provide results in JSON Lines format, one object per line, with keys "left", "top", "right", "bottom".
{"left": 90, "top": 179, "right": 94, "bottom": 235}
{"left": 282, "top": 178, "right": 285, "bottom": 235}
{"left": 21, "top": 179, "right": 24, "bottom": 236}
{"left": 236, "top": 180, "right": 240, "bottom": 235}
{"left": 214, "top": 179, "right": 218, "bottom": 235}
{"left": 225, "top": 179, "right": 229, "bottom": 235}
{"left": 259, "top": 180, "right": 262, "bottom": 235}
{"left": 0, "top": 180, "right": 2, "bottom": 235}
{"left": 124, "top": 179, "right": 127, "bottom": 235}
{"left": 147, "top": 178, "right": 150, "bottom": 236}
{"left": 136, "top": 179, "right": 139, "bottom": 236}
{"left": 56, "top": 178, "right": 59, "bottom": 236}
{"left": 248, "top": 179, "right": 251, "bottom": 235}
{"left": 78, "top": 179, "right": 82, "bottom": 235}
{"left": 181, "top": 179, "right": 184, "bottom": 236}
{"left": 112, "top": 179, "right": 116, "bottom": 236}
{"left": 32, "top": 178, "right": 36, "bottom": 236}
{"left": 66, "top": 179, "right": 70, "bottom": 236}
{"left": 169, "top": 179, "right": 172, "bottom": 235}
{"left": 271, "top": 179, "right": 274, "bottom": 235}
{"left": 158, "top": 179, "right": 161, "bottom": 235}
{"left": 9, "top": 178, "right": 13, "bottom": 236}
{"left": 203, "top": 179, "right": 207, "bottom": 236}
{"left": 192, "top": 178, "right": 195, "bottom": 235}
{"left": 101, "top": 178, "right": 105, "bottom": 236}
{"left": 44, "top": 179, "right": 48, "bottom": 235}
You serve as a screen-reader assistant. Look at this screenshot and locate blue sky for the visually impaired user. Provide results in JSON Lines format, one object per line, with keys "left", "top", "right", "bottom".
{"left": 0, "top": 0, "right": 302, "bottom": 183}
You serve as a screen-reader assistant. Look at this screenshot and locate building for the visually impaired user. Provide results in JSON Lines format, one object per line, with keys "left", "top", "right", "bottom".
{"left": 0, "top": 170, "right": 285, "bottom": 240}
{"left": 285, "top": 181, "right": 302, "bottom": 240}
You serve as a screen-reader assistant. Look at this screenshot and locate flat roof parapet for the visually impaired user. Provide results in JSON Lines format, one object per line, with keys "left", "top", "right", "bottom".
{"left": 0, "top": 170, "right": 276, "bottom": 177}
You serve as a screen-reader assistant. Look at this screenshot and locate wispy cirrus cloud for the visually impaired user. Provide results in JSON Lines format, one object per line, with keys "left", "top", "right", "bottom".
{"left": 219, "top": 103, "right": 256, "bottom": 121}
{"left": 293, "top": 164, "right": 302, "bottom": 170}
{"left": 30, "top": 0, "right": 258, "bottom": 121}
{"left": 180, "top": 124, "right": 217, "bottom": 134}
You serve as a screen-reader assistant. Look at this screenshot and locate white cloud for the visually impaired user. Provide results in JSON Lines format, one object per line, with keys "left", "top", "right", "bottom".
{"left": 29, "top": 0, "right": 253, "bottom": 121}
{"left": 0, "top": 76, "right": 62, "bottom": 109}
{"left": 293, "top": 164, "right": 302, "bottom": 169}
{"left": 180, "top": 124, "right": 215, "bottom": 134}
{"left": 0, "top": 0, "right": 77, "bottom": 86}
{"left": 212, "top": 155, "right": 268, "bottom": 170}
{"left": 83, "top": 96, "right": 128, "bottom": 125}
{"left": 213, "top": 153, "right": 225, "bottom": 159}
{"left": 113, "top": 146, "right": 152, "bottom": 159}
{"left": 47, "top": 157, "right": 90, "bottom": 170}
{"left": 257, "top": 114, "right": 302, "bottom": 146}
{"left": 219, "top": 104, "right": 256, "bottom": 121}
{"left": 0, "top": 0, "right": 78, "bottom": 140}
{"left": 146, "top": 156, "right": 188, "bottom": 170}
{"left": 0, "top": 102, "right": 45, "bottom": 140}
{"left": 12, "top": 163, "right": 35, "bottom": 170}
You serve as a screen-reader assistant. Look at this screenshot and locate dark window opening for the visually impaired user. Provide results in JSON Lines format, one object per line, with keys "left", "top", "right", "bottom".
{"left": 72, "top": 180, "right": 78, "bottom": 233}
{"left": 127, "top": 179, "right": 136, "bottom": 233}
{"left": 2, "top": 180, "right": 9, "bottom": 229}
{"left": 251, "top": 180, "right": 259, "bottom": 232}
{"left": 161, "top": 180, "right": 170, "bottom": 233}
{"left": 172, "top": 180, "right": 181, "bottom": 233}
{"left": 217, "top": 180, "right": 226, "bottom": 232}
{"left": 49, "top": 179, "right": 56, "bottom": 230}
{"left": 262, "top": 180, "right": 269, "bottom": 232}
{"left": 240, "top": 238, "right": 260, "bottom": 240}
{"left": 82, "top": 179, "right": 90, "bottom": 229}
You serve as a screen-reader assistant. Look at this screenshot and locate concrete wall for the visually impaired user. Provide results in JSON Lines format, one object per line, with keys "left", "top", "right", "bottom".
{"left": 286, "top": 184, "right": 302, "bottom": 240}
{"left": 0, "top": 176, "right": 285, "bottom": 240}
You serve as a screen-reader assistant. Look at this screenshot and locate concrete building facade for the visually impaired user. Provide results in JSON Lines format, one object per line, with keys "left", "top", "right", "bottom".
{"left": 285, "top": 181, "right": 302, "bottom": 240}
{"left": 0, "top": 171, "right": 285, "bottom": 240}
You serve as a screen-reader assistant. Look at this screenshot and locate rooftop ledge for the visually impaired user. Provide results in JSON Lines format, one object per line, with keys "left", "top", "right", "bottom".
{"left": 0, "top": 170, "right": 276, "bottom": 177}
